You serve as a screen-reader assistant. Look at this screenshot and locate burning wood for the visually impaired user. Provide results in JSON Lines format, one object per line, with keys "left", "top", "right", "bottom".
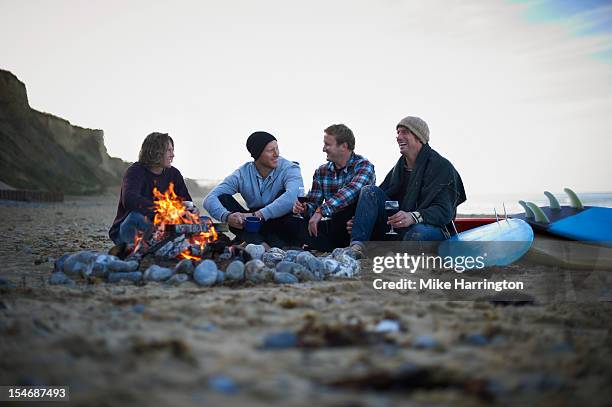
{"left": 128, "top": 182, "right": 224, "bottom": 261}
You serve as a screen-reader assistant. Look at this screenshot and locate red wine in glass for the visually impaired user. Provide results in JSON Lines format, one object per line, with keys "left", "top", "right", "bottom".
{"left": 385, "top": 200, "right": 400, "bottom": 235}
{"left": 294, "top": 187, "right": 307, "bottom": 219}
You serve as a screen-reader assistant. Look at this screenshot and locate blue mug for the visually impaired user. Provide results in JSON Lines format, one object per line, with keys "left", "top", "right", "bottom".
{"left": 245, "top": 216, "right": 262, "bottom": 233}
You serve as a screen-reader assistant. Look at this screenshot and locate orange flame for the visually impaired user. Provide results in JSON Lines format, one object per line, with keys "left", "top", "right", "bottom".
{"left": 152, "top": 182, "right": 218, "bottom": 260}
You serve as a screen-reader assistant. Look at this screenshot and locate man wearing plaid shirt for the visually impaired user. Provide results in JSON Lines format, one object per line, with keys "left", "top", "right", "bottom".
{"left": 293, "top": 124, "right": 375, "bottom": 251}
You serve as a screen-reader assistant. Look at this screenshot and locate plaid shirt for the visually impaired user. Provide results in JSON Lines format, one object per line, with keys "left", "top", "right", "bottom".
{"left": 306, "top": 153, "right": 376, "bottom": 217}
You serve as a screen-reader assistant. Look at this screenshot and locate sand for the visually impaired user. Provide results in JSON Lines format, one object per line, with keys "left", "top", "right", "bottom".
{"left": 1, "top": 194, "right": 611, "bottom": 406}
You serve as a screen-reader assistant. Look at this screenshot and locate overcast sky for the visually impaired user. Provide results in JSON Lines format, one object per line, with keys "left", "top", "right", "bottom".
{"left": 1, "top": 0, "right": 611, "bottom": 196}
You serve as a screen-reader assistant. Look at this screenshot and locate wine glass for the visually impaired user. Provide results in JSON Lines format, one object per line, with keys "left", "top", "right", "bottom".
{"left": 385, "top": 201, "right": 400, "bottom": 235}
{"left": 293, "top": 187, "right": 307, "bottom": 219}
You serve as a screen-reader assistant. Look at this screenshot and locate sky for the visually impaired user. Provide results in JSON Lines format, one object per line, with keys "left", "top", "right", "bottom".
{"left": 1, "top": 0, "right": 611, "bottom": 198}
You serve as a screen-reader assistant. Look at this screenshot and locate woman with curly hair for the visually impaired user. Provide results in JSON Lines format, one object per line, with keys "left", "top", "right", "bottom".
{"left": 109, "top": 132, "right": 194, "bottom": 245}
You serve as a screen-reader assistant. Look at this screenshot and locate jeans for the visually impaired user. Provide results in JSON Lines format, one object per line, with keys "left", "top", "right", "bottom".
{"left": 350, "top": 185, "right": 447, "bottom": 248}
{"left": 116, "top": 212, "right": 152, "bottom": 245}
{"left": 303, "top": 202, "right": 357, "bottom": 252}
{"left": 219, "top": 194, "right": 303, "bottom": 247}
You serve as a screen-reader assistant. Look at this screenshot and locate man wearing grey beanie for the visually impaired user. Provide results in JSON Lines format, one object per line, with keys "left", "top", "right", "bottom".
{"left": 348, "top": 116, "right": 466, "bottom": 253}
{"left": 203, "top": 131, "right": 304, "bottom": 247}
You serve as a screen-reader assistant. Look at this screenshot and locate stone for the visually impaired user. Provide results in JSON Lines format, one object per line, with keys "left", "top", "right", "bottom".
{"left": 322, "top": 258, "right": 340, "bottom": 275}
{"left": 306, "top": 257, "right": 325, "bottom": 275}
{"left": 144, "top": 265, "right": 174, "bottom": 282}
{"left": 268, "top": 247, "right": 286, "bottom": 256}
{"left": 53, "top": 254, "right": 70, "bottom": 273}
{"left": 107, "top": 271, "right": 143, "bottom": 283}
{"left": 293, "top": 267, "right": 317, "bottom": 282}
{"left": 49, "top": 272, "right": 75, "bottom": 286}
{"left": 375, "top": 319, "right": 401, "bottom": 333}
{"left": 295, "top": 251, "right": 315, "bottom": 267}
{"left": 216, "top": 271, "right": 225, "bottom": 285}
{"left": 413, "top": 334, "right": 438, "bottom": 349}
{"left": 275, "top": 261, "right": 303, "bottom": 275}
{"left": 284, "top": 250, "right": 301, "bottom": 263}
{"left": 225, "top": 261, "right": 245, "bottom": 281}
{"left": 245, "top": 259, "right": 265, "bottom": 275}
{"left": 333, "top": 264, "right": 357, "bottom": 278}
{"left": 464, "top": 332, "right": 488, "bottom": 346}
{"left": 208, "top": 375, "right": 238, "bottom": 394}
{"left": 165, "top": 273, "right": 190, "bottom": 285}
{"left": 261, "top": 331, "right": 298, "bottom": 350}
{"left": 132, "top": 304, "right": 146, "bottom": 313}
{"left": 175, "top": 259, "right": 195, "bottom": 275}
{"left": 63, "top": 251, "right": 98, "bottom": 276}
{"left": 194, "top": 260, "right": 218, "bottom": 286}
{"left": 274, "top": 272, "right": 298, "bottom": 284}
{"left": 258, "top": 267, "right": 275, "bottom": 283}
{"left": 245, "top": 244, "right": 266, "bottom": 261}
{"left": 262, "top": 252, "right": 285, "bottom": 268}
{"left": 108, "top": 259, "right": 139, "bottom": 273}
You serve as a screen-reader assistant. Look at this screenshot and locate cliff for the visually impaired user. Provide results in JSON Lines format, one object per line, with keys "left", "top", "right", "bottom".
{"left": 0, "top": 69, "right": 129, "bottom": 194}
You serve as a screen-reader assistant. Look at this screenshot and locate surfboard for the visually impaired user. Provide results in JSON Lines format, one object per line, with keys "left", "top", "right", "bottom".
{"left": 513, "top": 188, "right": 612, "bottom": 247}
{"left": 523, "top": 234, "right": 612, "bottom": 270}
{"left": 438, "top": 218, "right": 534, "bottom": 267}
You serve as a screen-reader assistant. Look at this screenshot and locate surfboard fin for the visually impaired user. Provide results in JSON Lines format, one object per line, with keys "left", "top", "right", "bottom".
{"left": 518, "top": 200, "right": 534, "bottom": 219}
{"left": 544, "top": 191, "right": 561, "bottom": 210}
{"left": 564, "top": 187, "right": 584, "bottom": 209}
{"left": 526, "top": 202, "right": 550, "bottom": 224}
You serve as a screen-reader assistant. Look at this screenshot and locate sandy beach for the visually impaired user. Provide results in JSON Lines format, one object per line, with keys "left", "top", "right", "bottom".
{"left": 1, "top": 194, "right": 611, "bottom": 406}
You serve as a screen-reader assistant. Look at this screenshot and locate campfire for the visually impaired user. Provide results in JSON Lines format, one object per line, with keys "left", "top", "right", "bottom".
{"left": 130, "top": 183, "right": 222, "bottom": 262}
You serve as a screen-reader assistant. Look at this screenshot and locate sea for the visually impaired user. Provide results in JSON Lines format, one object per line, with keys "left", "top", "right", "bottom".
{"left": 195, "top": 180, "right": 612, "bottom": 216}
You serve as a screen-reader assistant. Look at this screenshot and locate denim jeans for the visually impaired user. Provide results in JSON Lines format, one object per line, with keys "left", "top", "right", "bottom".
{"left": 116, "top": 212, "right": 152, "bottom": 245}
{"left": 350, "top": 185, "right": 447, "bottom": 248}
{"left": 219, "top": 194, "right": 304, "bottom": 247}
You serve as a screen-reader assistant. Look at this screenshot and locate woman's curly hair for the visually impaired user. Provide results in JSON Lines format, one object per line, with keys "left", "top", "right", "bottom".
{"left": 138, "top": 132, "right": 174, "bottom": 168}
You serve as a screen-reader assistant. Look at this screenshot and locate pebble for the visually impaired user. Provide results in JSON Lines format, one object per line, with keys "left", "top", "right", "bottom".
{"left": 244, "top": 244, "right": 265, "bottom": 261}
{"left": 109, "top": 260, "right": 139, "bottom": 273}
{"left": 375, "top": 319, "right": 401, "bottom": 333}
{"left": 49, "top": 272, "right": 75, "bottom": 286}
{"left": 268, "top": 247, "right": 286, "bottom": 256}
{"left": 165, "top": 273, "right": 189, "bottom": 285}
{"left": 262, "top": 252, "right": 285, "bottom": 268}
{"left": 53, "top": 254, "right": 70, "bottom": 273}
{"left": 144, "top": 265, "right": 174, "bottom": 282}
{"left": 283, "top": 250, "right": 301, "bottom": 263}
{"left": 274, "top": 272, "right": 298, "bottom": 284}
{"left": 132, "top": 304, "right": 145, "bottom": 313}
{"left": 306, "top": 257, "right": 325, "bottom": 275}
{"left": 215, "top": 271, "right": 225, "bottom": 285}
{"left": 295, "top": 251, "right": 315, "bottom": 267}
{"left": 322, "top": 258, "right": 340, "bottom": 275}
{"left": 293, "top": 267, "right": 317, "bottom": 282}
{"left": 261, "top": 331, "right": 298, "bottom": 350}
{"left": 275, "top": 261, "right": 304, "bottom": 275}
{"left": 193, "top": 260, "right": 218, "bottom": 286}
{"left": 225, "top": 261, "right": 245, "bottom": 281}
{"left": 22, "top": 245, "right": 33, "bottom": 254}
{"left": 245, "top": 259, "right": 265, "bottom": 275}
{"left": 63, "top": 251, "right": 98, "bottom": 276}
{"left": 174, "top": 259, "right": 195, "bottom": 275}
{"left": 333, "top": 264, "right": 357, "bottom": 278}
{"left": 208, "top": 375, "right": 238, "bottom": 394}
{"left": 413, "top": 334, "right": 439, "bottom": 349}
{"left": 107, "top": 272, "right": 143, "bottom": 283}
{"left": 464, "top": 332, "right": 488, "bottom": 346}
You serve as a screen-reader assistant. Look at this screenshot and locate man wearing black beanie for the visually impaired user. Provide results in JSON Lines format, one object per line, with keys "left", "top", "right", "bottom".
{"left": 203, "top": 131, "right": 304, "bottom": 247}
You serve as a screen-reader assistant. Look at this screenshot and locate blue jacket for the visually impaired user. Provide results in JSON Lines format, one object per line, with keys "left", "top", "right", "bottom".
{"left": 203, "top": 157, "right": 303, "bottom": 221}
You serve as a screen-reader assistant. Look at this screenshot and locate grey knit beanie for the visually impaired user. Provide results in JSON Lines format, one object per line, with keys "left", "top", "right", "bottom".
{"left": 396, "top": 116, "right": 429, "bottom": 144}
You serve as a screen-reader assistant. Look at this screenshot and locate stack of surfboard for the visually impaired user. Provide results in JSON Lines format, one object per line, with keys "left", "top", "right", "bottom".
{"left": 512, "top": 188, "right": 612, "bottom": 269}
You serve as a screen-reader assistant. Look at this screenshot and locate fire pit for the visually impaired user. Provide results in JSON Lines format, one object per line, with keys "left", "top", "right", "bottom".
{"left": 49, "top": 184, "right": 361, "bottom": 287}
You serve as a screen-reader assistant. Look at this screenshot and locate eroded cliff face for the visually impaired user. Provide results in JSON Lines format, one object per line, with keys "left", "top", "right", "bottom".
{"left": 0, "top": 69, "right": 128, "bottom": 194}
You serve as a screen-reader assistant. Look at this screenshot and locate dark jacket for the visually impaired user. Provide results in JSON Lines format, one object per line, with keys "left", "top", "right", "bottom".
{"left": 380, "top": 144, "right": 466, "bottom": 228}
{"left": 109, "top": 163, "right": 192, "bottom": 242}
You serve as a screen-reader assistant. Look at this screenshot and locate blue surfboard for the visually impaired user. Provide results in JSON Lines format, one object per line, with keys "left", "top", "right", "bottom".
{"left": 438, "top": 218, "right": 534, "bottom": 267}
{"left": 513, "top": 188, "right": 612, "bottom": 247}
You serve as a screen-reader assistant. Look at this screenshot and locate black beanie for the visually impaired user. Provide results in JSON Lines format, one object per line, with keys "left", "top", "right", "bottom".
{"left": 246, "top": 131, "right": 277, "bottom": 160}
